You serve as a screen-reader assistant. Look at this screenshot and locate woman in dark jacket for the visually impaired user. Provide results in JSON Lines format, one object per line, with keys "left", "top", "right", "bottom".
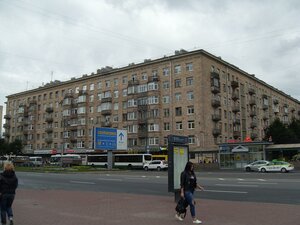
{"left": 0, "top": 162, "right": 18, "bottom": 225}
{"left": 177, "top": 161, "right": 204, "bottom": 224}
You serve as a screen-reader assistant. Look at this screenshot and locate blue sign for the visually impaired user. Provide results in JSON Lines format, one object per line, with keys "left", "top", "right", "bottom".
{"left": 94, "top": 127, "right": 117, "bottom": 150}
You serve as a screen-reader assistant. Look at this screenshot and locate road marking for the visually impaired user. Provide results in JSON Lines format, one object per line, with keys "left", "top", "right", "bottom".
{"left": 218, "top": 178, "right": 225, "bottom": 180}
{"left": 97, "top": 178, "right": 122, "bottom": 181}
{"left": 238, "top": 182, "right": 278, "bottom": 185}
{"left": 237, "top": 178, "right": 244, "bottom": 181}
{"left": 258, "top": 179, "right": 266, "bottom": 181}
{"left": 141, "top": 175, "right": 147, "bottom": 178}
{"left": 216, "top": 184, "right": 258, "bottom": 187}
{"left": 70, "top": 181, "right": 95, "bottom": 185}
{"left": 156, "top": 176, "right": 161, "bottom": 178}
{"left": 205, "top": 189, "right": 248, "bottom": 194}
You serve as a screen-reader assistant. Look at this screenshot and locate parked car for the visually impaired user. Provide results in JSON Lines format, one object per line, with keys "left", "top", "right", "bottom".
{"left": 143, "top": 160, "right": 168, "bottom": 171}
{"left": 258, "top": 161, "right": 294, "bottom": 173}
{"left": 244, "top": 160, "right": 270, "bottom": 172}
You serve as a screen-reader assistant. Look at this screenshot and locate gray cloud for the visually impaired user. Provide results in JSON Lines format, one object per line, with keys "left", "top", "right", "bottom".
{"left": 1, "top": 0, "right": 300, "bottom": 108}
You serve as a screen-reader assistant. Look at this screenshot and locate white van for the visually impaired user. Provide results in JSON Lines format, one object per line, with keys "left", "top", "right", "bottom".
{"left": 29, "top": 156, "right": 43, "bottom": 166}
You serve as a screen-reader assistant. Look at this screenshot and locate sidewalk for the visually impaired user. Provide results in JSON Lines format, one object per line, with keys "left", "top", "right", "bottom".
{"left": 14, "top": 189, "right": 300, "bottom": 225}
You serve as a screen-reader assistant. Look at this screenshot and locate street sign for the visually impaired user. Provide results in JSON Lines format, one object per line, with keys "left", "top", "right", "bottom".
{"left": 94, "top": 127, "right": 127, "bottom": 150}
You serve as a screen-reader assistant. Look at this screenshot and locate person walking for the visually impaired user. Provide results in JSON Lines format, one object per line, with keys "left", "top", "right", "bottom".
{"left": 0, "top": 162, "right": 18, "bottom": 225}
{"left": 176, "top": 161, "right": 204, "bottom": 224}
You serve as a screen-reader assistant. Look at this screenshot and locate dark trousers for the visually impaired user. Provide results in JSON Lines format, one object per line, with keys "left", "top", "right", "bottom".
{"left": 1, "top": 194, "right": 15, "bottom": 224}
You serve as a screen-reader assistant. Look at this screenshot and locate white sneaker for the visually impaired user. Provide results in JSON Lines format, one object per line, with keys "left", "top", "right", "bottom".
{"left": 175, "top": 214, "right": 183, "bottom": 221}
{"left": 193, "top": 219, "right": 202, "bottom": 224}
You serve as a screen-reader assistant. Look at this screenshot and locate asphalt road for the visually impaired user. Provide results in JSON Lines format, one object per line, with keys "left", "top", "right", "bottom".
{"left": 17, "top": 170, "right": 300, "bottom": 205}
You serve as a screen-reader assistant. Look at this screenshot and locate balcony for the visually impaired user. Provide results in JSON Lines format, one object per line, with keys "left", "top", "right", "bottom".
{"left": 250, "top": 122, "right": 258, "bottom": 128}
{"left": 45, "top": 127, "right": 53, "bottom": 133}
{"left": 29, "top": 100, "right": 37, "bottom": 105}
{"left": 45, "top": 116, "right": 54, "bottom": 123}
{"left": 138, "top": 130, "right": 148, "bottom": 138}
{"left": 233, "top": 119, "right": 241, "bottom": 125}
{"left": 211, "top": 86, "right": 220, "bottom": 94}
{"left": 250, "top": 110, "right": 257, "bottom": 117}
{"left": 69, "top": 136, "right": 77, "bottom": 143}
{"left": 262, "top": 104, "right": 268, "bottom": 110}
{"left": 64, "top": 93, "right": 73, "bottom": 99}
{"left": 101, "top": 121, "right": 112, "bottom": 127}
{"left": 273, "top": 99, "right": 279, "bottom": 105}
{"left": 3, "top": 123, "right": 10, "bottom": 129}
{"left": 212, "top": 128, "right": 221, "bottom": 137}
{"left": 212, "top": 114, "right": 221, "bottom": 121}
{"left": 101, "top": 97, "right": 112, "bottom": 103}
{"left": 263, "top": 113, "right": 269, "bottom": 120}
{"left": 232, "top": 105, "right": 240, "bottom": 113}
{"left": 138, "top": 118, "right": 148, "bottom": 124}
{"left": 249, "top": 98, "right": 256, "bottom": 106}
{"left": 232, "top": 92, "right": 239, "bottom": 100}
{"left": 233, "top": 131, "right": 241, "bottom": 138}
{"left": 45, "top": 107, "right": 54, "bottom": 113}
{"left": 137, "top": 105, "right": 148, "bottom": 111}
{"left": 148, "top": 76, "right": 159, "bottom": 82}
{"left": 45, "top": 137, "right": 53, "bottom": 144}
{"left": 78, "top": 90, "right": 87, "bottom": 96}
{"left": 211, "top": 99, "right": 221, "bottom": 108}
{"left": 231, "top": 80, "right": 239, "bottom": 89}
{"left": 211, "top": 71, "right": 219, "bottom": 79}
{"left": 248, "top": 88, "right": 256, "bottom": 95}
{"left": 3, "top": 132, "right": 10, "bottom": 137}
{"left": 101, "top": 109, "right": 112, "bottom": 115}
{"left": 128, "top": 79, "right": 140, "bottom": 86}
{"left": 4, "top": 114, "right": 11, "bottom": 120}
{"left": 274, "top": 108, "right": 279, "bottom": 114}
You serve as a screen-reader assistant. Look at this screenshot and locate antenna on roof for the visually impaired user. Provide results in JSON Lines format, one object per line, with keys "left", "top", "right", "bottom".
{"left": 51, "top": 71, "right": 54, "bottom": 82}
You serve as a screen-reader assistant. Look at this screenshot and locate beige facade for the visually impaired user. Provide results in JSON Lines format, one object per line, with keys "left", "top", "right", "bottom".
{"left": 3, "top": 49, "right": 300, "bottom": 154}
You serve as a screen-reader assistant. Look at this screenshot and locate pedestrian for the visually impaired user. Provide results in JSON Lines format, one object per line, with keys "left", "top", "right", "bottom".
{"left": 0, "top": 162, "right": 18, "bottom": 225}
{"left": 175, "top": 161, "right": 204, "bottom": 224}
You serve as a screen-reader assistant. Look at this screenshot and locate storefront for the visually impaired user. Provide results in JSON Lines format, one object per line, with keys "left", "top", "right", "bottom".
{"left": 218, "top": 141, "right": 272, "bottom": 169}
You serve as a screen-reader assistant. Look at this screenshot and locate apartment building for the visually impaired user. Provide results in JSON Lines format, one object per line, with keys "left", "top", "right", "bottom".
{"left": 3, "top": 49, "right": 300, "bottom": 156}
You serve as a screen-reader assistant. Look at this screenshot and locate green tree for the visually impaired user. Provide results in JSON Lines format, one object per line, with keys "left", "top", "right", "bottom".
{"left": 265, "top": 118, "right": 300, "bottom": 144}
{"left": 8, "top": 139, "right": 23, "bottom": 155}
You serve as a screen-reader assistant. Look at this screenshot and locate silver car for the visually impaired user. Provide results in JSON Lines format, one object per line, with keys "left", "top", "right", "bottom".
{"left": 244, "top": 160, "right": 269, "bottom": 172}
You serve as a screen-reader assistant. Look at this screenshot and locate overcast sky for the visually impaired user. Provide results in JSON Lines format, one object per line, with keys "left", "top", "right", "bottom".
{"left": 1, "top": 0, "right": 300, "bottom": 111}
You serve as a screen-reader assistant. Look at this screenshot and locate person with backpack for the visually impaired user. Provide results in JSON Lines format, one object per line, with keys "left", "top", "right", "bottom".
{"left": 0, "top": 162, "right": 18, "bottom": 225}
{"left": 175, "top": 161, "right": 204, "bottom": 224}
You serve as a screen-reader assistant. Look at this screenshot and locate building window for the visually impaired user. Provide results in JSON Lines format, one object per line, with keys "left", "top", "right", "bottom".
{"left": 141, "top": 72, "right": 147, "bottom": 80}
{"left": 187, "top": 91, "right": 194, "bottom": 100}
{"left": 164, "top": 123, "right": 170, "bottom": 131}
{"left": 175, "top": 107, "right": 182, "bottom": 116}
{"left": 188, "top": 120, "right": 195, "bottom": 129}
{"left": 90, "top": 83, "right": 94, "bottom": 91}
{"left": 163, "top": 68, "right": 169, "bottom": 76}
{"left": 175, "top": 79, "right": 181, "bottom": 88}
{"left": 105, "top": 80, "right": 111, "bottom": 88}
{"left": 188, "top": 135, "right": 195, "bottom": 144}
{"left": 148, "top": 137, "right": 159, "bottom": 145}
{"left": 174, "top": 65, "right": 181, "bottom": 74}
{"left": 89, "top": 95, "right": 94, "bottom": 102}
{"left": 187, "top": 106, "right": 194, "bottom": 114}
{"left": 114, "top": 103, "right": 119, "bottom": 110}
{"left": 122, "top": 76, "right": 127, "bottom": 84}
{"left": 186, "top": 63, "right": 193, "bottom": 71}
{"left": 175, "top": 93, "right": 181, "bottom": 101}
{"left": 114, "top": 90, "right": 119, "bottom": 98}
{"left": 186, "top": 77, "right": 194, "bottom": 86}
{"left": 148, "top": 123, "right": 159, "bottom": 131}
{"left": 176, "top": 122, "right": 183, "bottom": 130}
{"left": 163, "top": 81, "right": 170, "bottom": 89}
{"left": 163, "top": 96, "right": 170, "bottom": 104}
{"left": 164, "top": 108, "right": 170, "bottom": 117}
{"left": 98, "top": 81, "right": 102, "bottom": 89}
{"left": 114, "top": 78, "right": 118, "bottom": 86}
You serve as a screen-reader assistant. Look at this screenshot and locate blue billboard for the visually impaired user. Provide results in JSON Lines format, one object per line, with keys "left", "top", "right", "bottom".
{"left": 94, "top": 127, "right": 117, "bottom": 150}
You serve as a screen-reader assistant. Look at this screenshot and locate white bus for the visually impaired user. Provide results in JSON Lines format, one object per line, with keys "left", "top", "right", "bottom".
{"left": 86, "top": 154, "right": 152, "bottom": 168}
{"left": 50, "top": 154, "right": 82, "bottom": 166}
{"left": 29, "top": 156, "right": 43, "bottom": 166}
